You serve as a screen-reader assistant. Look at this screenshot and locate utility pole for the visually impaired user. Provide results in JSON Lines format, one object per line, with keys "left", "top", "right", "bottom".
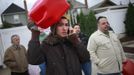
{"left": 24, "top": 0, "right": 28, "bottom": 14}
{"left": 84, "top": 0, "right": 88, "bottom": 9}
{"left": 23, "top": 0, "right": 28, "bottom": 23}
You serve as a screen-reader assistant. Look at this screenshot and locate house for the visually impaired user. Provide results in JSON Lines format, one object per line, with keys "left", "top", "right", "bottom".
{"left": 70, "top": 0, "right": 88, "bottom": 14}
{"left": 1, "top": 3, "right": 27, "bottom": 27}
{"left": 67, "top": 0, "right": 89, "bottom": 24}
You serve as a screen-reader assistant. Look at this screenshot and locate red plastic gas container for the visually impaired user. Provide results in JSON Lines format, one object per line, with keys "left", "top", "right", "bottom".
{"left": 28, "top": 0, "right": 70, "bottom": 29}
{"left": 123, "top": 59, "right": 134, "bottom": 75}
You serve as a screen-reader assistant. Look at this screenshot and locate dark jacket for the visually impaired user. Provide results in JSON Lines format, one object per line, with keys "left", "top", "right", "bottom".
{"left": 27, "top": 33, "right": 89, "bottom": 75}
{"left": 79, "top": 32, "right": 90, "bottom": 62}
{"left": 79, "top": 32, "right": 88, "bottom": 46}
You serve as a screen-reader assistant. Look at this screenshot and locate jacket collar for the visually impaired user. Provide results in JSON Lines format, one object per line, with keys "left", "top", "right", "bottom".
{"left": 12, "top": 45, "right": 21, "bottom": 50}
{"left": 97, "top": 30, "right": 110, "bottom": 38}
{"left": 44, "top": 33, "right": 67, "bottom": 45}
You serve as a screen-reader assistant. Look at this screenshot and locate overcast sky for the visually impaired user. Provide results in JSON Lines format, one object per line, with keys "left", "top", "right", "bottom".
{"left": 0, "top": 0, "right": 134, "bottom": 24}
{"left": 1, "top": 0, "right": 134, "bottom": 14}
{"left": 27, "top": 0, "right": 84, "bottom": 11}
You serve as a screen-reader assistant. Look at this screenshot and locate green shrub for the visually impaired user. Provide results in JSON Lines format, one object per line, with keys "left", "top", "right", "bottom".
{"left": 124, "top": 2, "right": 134, "bottom": 36}
{"left": 76, "top": 10, "right": 97, "bottom": 37}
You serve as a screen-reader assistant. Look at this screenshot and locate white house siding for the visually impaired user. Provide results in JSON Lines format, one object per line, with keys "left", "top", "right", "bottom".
{"left": 19, "top": 13, "right": 27, "bottom": 25}
{"left": 2, "top": 12, "right": 27, "bottom": 25}
{"left": 2, "top": 14, "right": 15, "bottom": 24}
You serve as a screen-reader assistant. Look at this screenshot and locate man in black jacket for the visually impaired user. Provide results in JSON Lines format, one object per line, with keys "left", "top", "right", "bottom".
{"left": 73, "top": 23, "right": 91, "bottom": 75}
{"left": 27, "top": 16, "right": 90, "bottom": 75}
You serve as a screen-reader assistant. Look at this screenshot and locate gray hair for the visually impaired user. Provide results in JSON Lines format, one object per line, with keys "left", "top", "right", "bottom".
{"left": 11, "top": 34, "right": 20, "bottom": 43}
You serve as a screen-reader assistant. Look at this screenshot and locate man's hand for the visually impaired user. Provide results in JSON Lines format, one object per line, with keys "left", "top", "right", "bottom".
{"left": 68, "top": 33, "right": 81, "bottom": 46}
{"left": 27, "top": 18, "right": 39, "bottom": 31}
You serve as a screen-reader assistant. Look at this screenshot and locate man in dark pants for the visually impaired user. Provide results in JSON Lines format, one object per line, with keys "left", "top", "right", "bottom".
{"left": 87, "top": 16, "right": 126, "bottom": 75}
{"left": 27, "top": 16, "right": 90, "bottom": 75}
{"left": 73, "top": 23, "right": 91, "bottom": 75}
{"left": 4, "top": 34, "right": 29, "bottom": 75}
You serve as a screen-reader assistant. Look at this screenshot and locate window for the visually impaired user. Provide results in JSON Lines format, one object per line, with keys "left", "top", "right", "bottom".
{"left": 13, "top": 15, "right": 20, "bottom": 23}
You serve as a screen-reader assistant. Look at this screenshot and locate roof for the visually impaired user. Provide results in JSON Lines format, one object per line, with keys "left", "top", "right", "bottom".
{"left": 2, "top": 3, "right": 25, "bottom": 14}
{"left": 89, "top": 0, "right": 117, "bottom": 10}
{"left": 94, "top": 5, "right": 128, "bottom": 14}
{"left": 99, "top": 0, "right": 116, "bottom": 7}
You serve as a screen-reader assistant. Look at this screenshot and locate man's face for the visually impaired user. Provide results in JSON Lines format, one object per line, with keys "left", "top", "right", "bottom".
{"left": 98, "top": 18, "right": 109, "bottom": 33}
{"left": 73, "top": 25, "right": 80, "bottom": 34}
{"left": 56, "top": 18, "right": 69, "bottom": 37}
{"left": 12, "top": 36, "right": 20, "bottom": 45}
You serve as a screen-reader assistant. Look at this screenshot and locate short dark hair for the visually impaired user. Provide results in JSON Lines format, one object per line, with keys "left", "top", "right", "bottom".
{"left": 73, "top": 23, "right": 80, "bottom": 28}
{"left": 97, "top": 16, "right": 107, "bottom": 23}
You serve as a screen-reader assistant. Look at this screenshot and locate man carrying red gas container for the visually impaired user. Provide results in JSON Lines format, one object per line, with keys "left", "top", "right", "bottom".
{"left": 27, "top": 0, "right": 90, "bottom": 75}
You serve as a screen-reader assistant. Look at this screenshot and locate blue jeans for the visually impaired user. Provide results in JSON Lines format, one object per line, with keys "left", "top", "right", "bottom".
{"left": 39, "top": 63, "right": 46, "bottom": 75}
{"left": 97, "top": 72, "right": 121, "bottom": 75}
{"left": 81, "top": 61, "right": 91, "bottom": 75}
